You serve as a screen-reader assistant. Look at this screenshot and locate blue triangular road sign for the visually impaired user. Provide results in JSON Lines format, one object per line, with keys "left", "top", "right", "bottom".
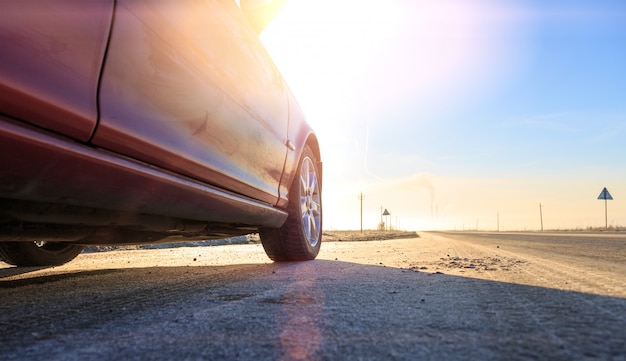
{"left": 597, "top": 187, "right": 613, "bottom": 200}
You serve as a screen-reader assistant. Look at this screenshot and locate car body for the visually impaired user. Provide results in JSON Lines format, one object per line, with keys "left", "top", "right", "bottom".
{"left": 0, "top": 0, "right": 322, "bottom": 266}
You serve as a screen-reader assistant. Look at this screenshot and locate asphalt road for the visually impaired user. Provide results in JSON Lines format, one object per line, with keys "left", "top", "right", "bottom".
{"left": 1, "top": 232, "right": 625, "bottom": 360}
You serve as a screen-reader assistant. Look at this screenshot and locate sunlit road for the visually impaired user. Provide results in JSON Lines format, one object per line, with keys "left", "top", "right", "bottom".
{"left": 1, "top": 232, "right": 625, "bottom": 360}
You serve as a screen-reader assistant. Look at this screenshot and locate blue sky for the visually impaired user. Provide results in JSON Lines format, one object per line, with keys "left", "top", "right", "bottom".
{"left": 262, "top": 0, "right": 626, "bottom": 230}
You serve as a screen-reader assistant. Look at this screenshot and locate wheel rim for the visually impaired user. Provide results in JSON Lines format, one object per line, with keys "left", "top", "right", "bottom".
{"left": 299, "top": 156, "right": 321, "bottom": 248}
{"left": 34, "top": 241, "right": 73, "bottom": 253}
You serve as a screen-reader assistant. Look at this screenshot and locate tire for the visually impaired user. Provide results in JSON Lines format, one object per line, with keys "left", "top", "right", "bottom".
{"left": 0, "top": 241, "right": 84, "bottom": 266}
{"left": 260, "top": 145, "right": 322, "bottom": 261}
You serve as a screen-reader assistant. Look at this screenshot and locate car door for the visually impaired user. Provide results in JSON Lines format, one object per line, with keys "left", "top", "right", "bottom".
{"left": 0, "top": 0, "right": 114, "bottom": 141}
{"left": 93, "top": 0, "right": 290, "bottom": 205}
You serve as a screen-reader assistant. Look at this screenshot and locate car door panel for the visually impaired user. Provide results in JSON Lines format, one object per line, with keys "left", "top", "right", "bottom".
{"left": 94, "top": 0, "right": 289, "bottom": 205}
{"left": 0, "top": 0, "right": 113, "bottom": 141}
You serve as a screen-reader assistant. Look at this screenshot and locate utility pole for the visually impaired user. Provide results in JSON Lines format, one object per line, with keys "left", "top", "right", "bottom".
{"left": 497, "top": 213, "right": 500, "bottom": 232}
{"left": 539, "top": 203, "right": 544, "bottom": 231}
{"left": 358, "top": 192, "right": 365, "bottom": 233}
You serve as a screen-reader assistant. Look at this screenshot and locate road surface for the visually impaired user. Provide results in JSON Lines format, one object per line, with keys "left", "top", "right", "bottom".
{"left": 1, "top": 232, "right": 625, "bottom": 360}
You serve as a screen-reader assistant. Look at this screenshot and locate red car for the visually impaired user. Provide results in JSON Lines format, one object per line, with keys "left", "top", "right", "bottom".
{"left": 0, "top": 0, "right": 322, "bottom": 266}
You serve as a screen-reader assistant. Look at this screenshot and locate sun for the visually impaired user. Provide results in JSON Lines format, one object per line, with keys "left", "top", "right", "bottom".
{"left": 260, "top": 0, "right": 402, "bottom": 101}
{"left": 259, "top": 0, "right": 404, "bottom": 151}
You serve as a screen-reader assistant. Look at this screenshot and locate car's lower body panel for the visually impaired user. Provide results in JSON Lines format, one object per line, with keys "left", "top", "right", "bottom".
{"left": 0, "top": 118, "right": 287, "bottom": 244}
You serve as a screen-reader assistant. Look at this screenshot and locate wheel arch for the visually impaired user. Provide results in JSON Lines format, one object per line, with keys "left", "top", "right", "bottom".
{"left": 277, "top": 128, "right": 322, "bottom": 209}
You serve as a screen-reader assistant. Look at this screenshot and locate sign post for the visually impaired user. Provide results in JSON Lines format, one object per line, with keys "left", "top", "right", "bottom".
{"left": 597, "top": 187, "right": 613, "bottom": 230}
{"left": 382, "top": 208, "right": 390, "bottom": 231}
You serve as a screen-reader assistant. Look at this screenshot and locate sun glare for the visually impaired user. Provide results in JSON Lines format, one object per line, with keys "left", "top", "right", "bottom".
{"left": 261, "top": 0, "right": 536, "bottom": 231}
{"left": 262, "top": 0, "right": 401, "bottom": 131}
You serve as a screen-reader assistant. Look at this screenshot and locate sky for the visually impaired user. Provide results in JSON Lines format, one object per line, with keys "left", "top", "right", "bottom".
{"left": 259, "top": 0, "right": 626, "bottom": 231}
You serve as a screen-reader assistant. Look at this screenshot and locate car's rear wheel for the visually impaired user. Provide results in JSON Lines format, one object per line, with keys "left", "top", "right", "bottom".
{"left": 0, "top": 241, "right": 84, "bottom": 266}
{"left": 260, "top": 145, "right": 322, "bottom": 261}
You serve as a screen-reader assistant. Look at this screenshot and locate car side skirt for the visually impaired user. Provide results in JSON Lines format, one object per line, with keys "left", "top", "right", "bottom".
{"left": 0, "top": 118, "right": 288, "bottom": 233}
